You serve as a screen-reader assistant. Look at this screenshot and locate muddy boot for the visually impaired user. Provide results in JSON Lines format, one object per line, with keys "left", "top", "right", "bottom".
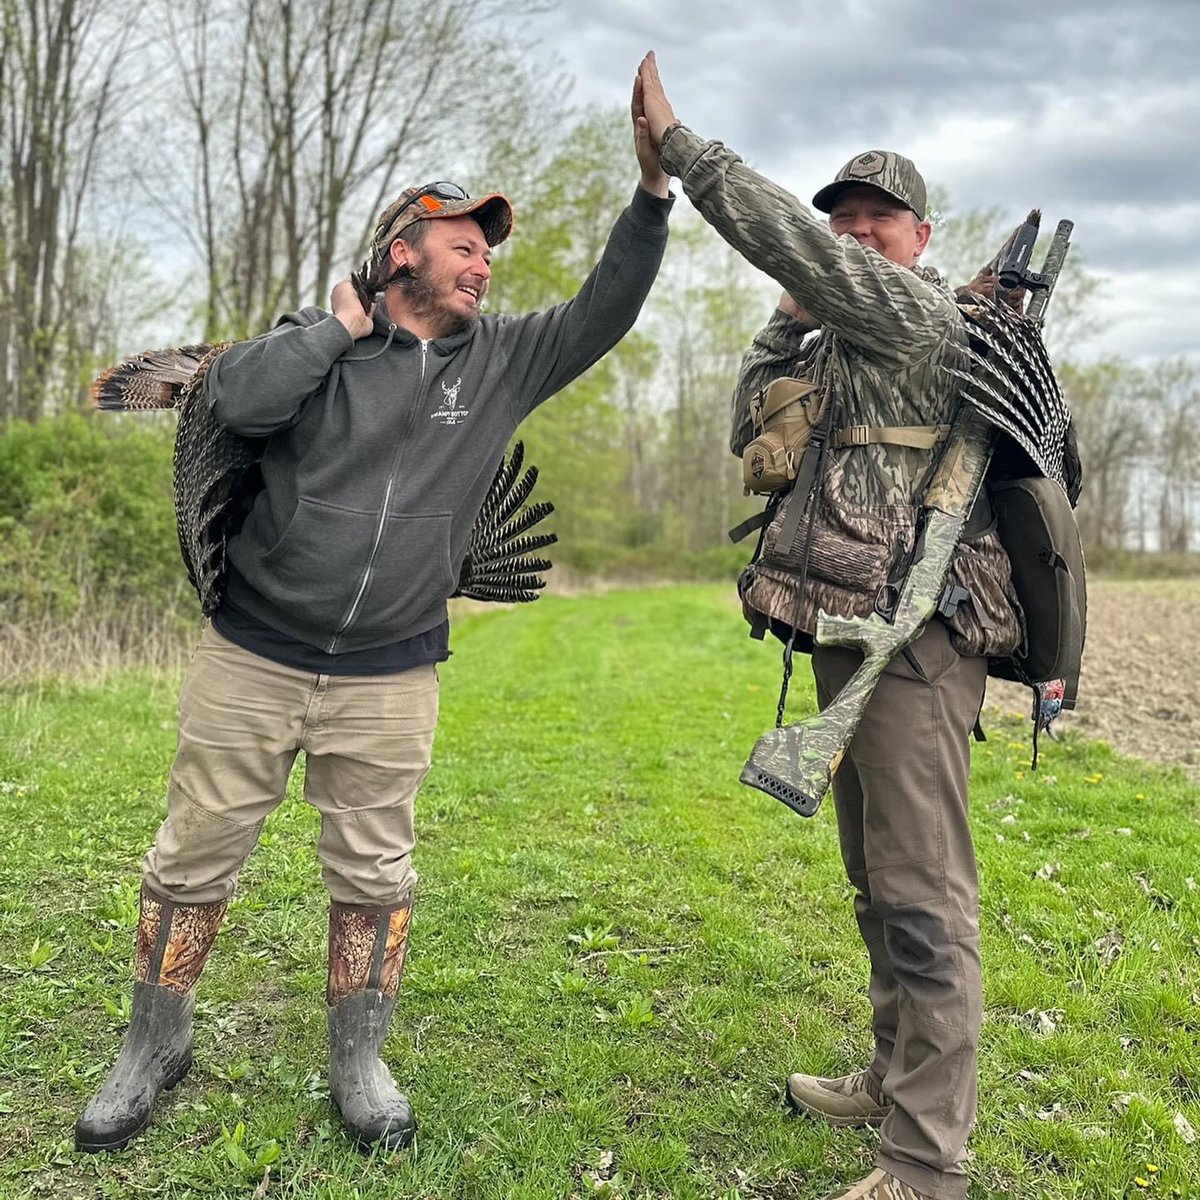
{"left": 326, "top": 898, "right": 416, "bottom": 1151}
{"left": 75, "top": 886, "right": 227, "bottom": 1153}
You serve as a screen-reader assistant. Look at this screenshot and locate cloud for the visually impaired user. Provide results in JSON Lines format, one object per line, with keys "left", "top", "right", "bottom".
{"left": 530, "top": 0, "right": 1200, "bottom": 360}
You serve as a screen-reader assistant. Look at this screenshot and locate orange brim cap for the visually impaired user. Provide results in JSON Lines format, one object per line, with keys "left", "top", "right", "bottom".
{"left": 402, "top": 192, "right": 514, "bottom": 247}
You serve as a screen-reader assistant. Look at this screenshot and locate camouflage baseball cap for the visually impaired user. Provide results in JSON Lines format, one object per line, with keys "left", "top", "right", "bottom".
{"left": 812, "top": 150, "right": 927, "bottom": 220}
{"left": 372, "top": 182, "right": 514, "bottom": 254}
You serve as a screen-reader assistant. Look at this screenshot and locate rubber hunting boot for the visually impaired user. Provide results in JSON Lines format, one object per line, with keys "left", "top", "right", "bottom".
{"left": 327, "top": 898, "right": 416, "bottom": 1151}
{"left": 76, "top": 886, "right": 227, "bottom": 1152}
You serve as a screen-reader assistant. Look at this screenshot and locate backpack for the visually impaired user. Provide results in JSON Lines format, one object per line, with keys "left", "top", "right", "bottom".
{"left": 987, "top": 471, "right": 1086, "bottom": 711}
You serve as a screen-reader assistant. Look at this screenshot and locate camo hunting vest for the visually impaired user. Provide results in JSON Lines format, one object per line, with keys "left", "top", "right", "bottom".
{"left": 734, "top": 293, "right": 1022, "bottom": 658}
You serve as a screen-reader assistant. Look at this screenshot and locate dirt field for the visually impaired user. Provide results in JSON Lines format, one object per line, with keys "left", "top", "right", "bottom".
{"left": 985, "top": 578, "right": 1200, "bottom": 780}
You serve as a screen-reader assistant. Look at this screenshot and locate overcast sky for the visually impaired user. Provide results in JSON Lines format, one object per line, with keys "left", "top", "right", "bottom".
{"left": 524, "top": 0, "right": 1198, "bottom": 364}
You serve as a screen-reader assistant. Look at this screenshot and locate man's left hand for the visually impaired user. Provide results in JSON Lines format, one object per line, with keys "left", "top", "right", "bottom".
{"left": 637, "top": 52, "right": 679, "bottom": 150}
{"left": 632, "top": 69, "right": 670, "bottom": 197}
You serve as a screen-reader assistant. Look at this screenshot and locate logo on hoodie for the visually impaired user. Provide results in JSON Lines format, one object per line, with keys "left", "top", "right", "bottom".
{"left": 430, "top": 377, "right": 469, "bottom": 426}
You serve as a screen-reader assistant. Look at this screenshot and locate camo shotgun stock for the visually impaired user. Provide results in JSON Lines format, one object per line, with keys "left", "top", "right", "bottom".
{"left": 742, "top": 216, "right": 1074, "bottom": 818}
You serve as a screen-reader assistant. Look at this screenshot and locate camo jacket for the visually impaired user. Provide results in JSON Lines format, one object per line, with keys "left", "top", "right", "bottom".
{"left": 660, "top": 125, "right": 1021, "bottom": 658}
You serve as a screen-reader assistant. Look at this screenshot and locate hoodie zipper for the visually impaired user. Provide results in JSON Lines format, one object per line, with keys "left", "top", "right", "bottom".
{"left": 326, "top": 335, "right": 429, "bottom": 653}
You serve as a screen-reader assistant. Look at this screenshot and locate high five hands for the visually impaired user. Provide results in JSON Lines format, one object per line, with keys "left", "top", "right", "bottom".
{"left": 632, "top": 51, "right": 678, "bottom": 197}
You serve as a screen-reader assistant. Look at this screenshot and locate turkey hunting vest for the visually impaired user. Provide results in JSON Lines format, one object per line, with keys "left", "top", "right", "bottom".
{"left": 733, "top": 292, "right": 1086, "bottom": 715}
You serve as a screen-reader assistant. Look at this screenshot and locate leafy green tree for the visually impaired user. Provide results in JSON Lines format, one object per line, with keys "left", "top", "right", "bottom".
{"left": 482, "top": 109, "right": 651, "bottom": 570}
{"left": 0, "top": 414, "right": 185, "bottom": 621}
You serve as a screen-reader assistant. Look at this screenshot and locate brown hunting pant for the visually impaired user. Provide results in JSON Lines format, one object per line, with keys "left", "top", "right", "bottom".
{"left": 142, "top": 625, "right": 438, "bottom": 908}
{"left": 812, "top": 619, "right": 987, "bottom": 1200}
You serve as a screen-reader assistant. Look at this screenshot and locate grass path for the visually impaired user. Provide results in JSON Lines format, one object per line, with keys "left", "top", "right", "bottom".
{"left": 1, "top": 586, "right": 1197, "bottom": 1199}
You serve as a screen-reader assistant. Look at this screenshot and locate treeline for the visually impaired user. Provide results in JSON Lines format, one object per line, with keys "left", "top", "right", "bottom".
{"left": 2, "top": 0, "right": 1197, "bottom": 630}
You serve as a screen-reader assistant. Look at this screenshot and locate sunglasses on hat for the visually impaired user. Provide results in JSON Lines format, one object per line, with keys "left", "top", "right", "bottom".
{"left": 392, "top": 181, "right": 471, "bottom": 223}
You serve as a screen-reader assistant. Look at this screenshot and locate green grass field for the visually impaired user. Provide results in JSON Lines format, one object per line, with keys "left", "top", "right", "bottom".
{"left": 1, "top": 586, "right": 1197, "bottom": 1199}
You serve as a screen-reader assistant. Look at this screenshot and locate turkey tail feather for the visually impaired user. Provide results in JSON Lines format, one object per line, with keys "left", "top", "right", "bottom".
{"left": 91, "top": 344, "right": 214, "bottom": 411}
{"left": 457, "top": 441, "right": 557, "bottom": 603}
{"left": 477, "top": 440, "right": 525, "bottom": 523}
{"left": 494, "top": 500, "right": 555, "bottom": 545}
{"left": 488, "top": 466, "right": 538, "bottom": 530}
{"left": 96, "top": 339, "right": 248, "bottom": 617}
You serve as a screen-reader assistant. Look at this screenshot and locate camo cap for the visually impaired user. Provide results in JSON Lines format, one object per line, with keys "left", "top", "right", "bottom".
{"left": 812, "top": 150, "right": 927, "bottom": 220}
{"left": 372, "top": 184, "right": 514, "bottom": 254}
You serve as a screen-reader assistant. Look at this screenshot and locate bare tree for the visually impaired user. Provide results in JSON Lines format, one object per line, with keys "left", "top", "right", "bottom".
{"left": 1061, "top": 359, "right": 1150, "bottom": 553}
{"left": 0, "top": 0, "right": 134, "bottom": 420}
{"left": 648, "top": 219, "right": 767, "bottom": 552}
{"left": 1147, "top": 359, "right": 1200, "bottom": 553}
{"left": 142, "top": 0, "right": 553, "bottom": 341}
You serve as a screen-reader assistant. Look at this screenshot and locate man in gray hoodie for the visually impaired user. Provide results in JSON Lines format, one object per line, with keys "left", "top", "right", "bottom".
{"left": 76, "top": 83, "right": 673, "bottom": 1155}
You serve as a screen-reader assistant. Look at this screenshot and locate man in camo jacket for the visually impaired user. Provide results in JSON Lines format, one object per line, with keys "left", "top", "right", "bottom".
{"left": 637, "top": 52, "right": 1021, "bottom": 1200}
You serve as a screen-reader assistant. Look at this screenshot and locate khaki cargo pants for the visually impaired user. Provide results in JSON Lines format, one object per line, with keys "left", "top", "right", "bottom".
{"left": 812, "top": 619, "right": 987, "bottom": 1200}
{"left": 142, "top": 625, "right": 438, "bottom": 907}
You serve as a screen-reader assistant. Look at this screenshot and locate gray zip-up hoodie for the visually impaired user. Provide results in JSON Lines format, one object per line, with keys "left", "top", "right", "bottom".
{"left": 206, "top": 185, "right": 672, "bottom": 654}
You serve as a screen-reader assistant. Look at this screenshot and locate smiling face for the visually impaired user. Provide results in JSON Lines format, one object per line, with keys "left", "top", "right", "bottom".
{"left": 827, "top": 185, "right": 932, "bottom": 267}
{"left": 385, "top": 216, "right": 493, "bottom": 337}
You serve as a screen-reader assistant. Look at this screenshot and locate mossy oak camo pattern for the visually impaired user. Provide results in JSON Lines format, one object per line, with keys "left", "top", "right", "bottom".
{"left": 741, "top": 408, "right": 995, "bottom": 816}
{"left": 134, "top": 886, "right": 228, "bottom": 996}
{"left": 659, "top": 127, "right": 1075, "bottom": 815}
{"left": 812, "top": 149, "right": 929, "bottom": 219}
{"left": 661, "top": 124, "right": 966, "bottom": 512}
{"left": 824, "top": 1168, "right": 933, "bottom": 1200}
{"left": 327, "top": 901, "right": 412, "bottom": 1007}
{"left": 660, "top": 125, "right": 1019, "bottom": 658}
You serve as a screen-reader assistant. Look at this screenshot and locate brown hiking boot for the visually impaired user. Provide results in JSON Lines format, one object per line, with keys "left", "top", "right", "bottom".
{"left": 822, "top": 1169, "right": 933, "bottom": 1199}
{"left": 786, "top": 1067, "right": 891, "bottom": 1127}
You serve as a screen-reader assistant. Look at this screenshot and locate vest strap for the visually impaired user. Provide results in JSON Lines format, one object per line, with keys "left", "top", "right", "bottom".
{"left": 728, "top": 510, "right": 768, "bottom": 544}
{"left": 833, "top": 423, "right": 950, "bottom": 450}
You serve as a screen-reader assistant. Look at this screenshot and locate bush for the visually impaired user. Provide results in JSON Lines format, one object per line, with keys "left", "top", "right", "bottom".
{"left": 1086, "top": 547, "right": 1200, "bottom": 579}
{"left": 0, "top": 414, "right": 191, "bottom": 622}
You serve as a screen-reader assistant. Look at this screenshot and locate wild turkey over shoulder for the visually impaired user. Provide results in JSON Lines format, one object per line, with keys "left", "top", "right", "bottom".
{"left": 92, "top": 345, "right": 557, "bottom": 616}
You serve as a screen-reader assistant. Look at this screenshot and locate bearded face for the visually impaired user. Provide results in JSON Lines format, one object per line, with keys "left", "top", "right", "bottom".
{"left": 388, "top": 217, "right": 492, "bottom": 338}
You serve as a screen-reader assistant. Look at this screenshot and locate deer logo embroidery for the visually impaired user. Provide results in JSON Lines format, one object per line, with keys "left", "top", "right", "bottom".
{"left": 430, "top": 376, "right": 469, "bottom": 426}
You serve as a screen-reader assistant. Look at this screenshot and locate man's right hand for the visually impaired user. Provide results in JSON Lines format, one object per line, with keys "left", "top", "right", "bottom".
{"left": 637, "top": 52, "right": 679, "bottom": 150}
{"left": 778, "top": 290, "right": 820, "bottom": 330}
{"left": 632, "top": 73, "right": 670, "bottom": 198}
{"left": 331, "top": 278, "right": 374, "bottom": 340}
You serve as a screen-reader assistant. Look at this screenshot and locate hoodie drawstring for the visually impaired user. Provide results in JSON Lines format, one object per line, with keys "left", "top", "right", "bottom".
{"left": 342, "top": 322, "right": 397, "bottom": 362}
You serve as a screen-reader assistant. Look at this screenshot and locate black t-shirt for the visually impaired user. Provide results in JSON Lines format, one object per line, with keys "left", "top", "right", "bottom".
{"left": 213, "top": 598, "right": 449, "bottom": 676}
